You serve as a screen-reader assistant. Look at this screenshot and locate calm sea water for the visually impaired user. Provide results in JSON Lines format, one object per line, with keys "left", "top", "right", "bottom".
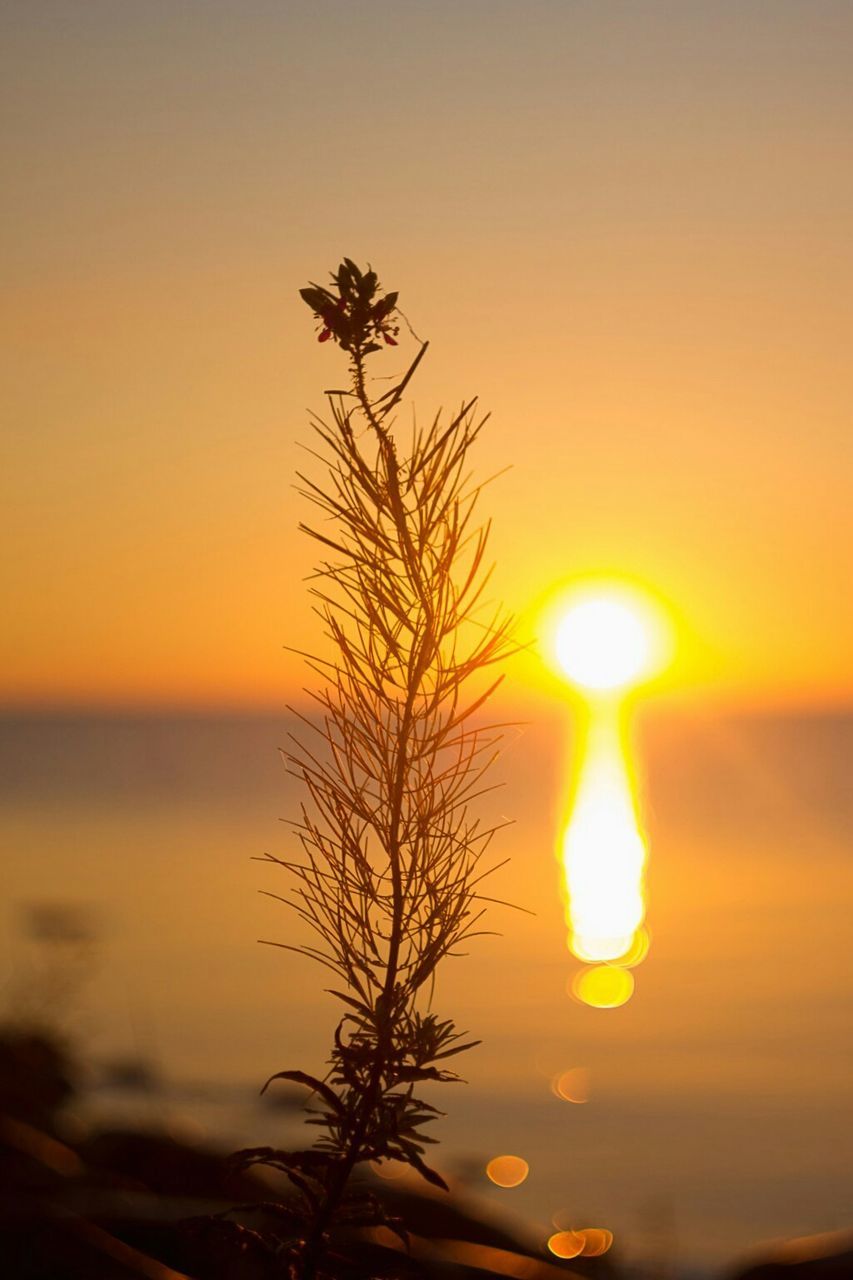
{"left": 2, "top": 707, "right": 852, "bottom": 1273}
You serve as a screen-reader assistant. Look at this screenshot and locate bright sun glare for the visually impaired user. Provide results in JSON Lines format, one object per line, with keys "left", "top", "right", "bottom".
{"left": 554, "top": 591, "right": 662, "bottom": 693}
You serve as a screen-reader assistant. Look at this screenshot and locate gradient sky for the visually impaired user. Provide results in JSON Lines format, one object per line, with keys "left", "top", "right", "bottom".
{"left": 3, "top": 1, "right": 852, "bottom": 707}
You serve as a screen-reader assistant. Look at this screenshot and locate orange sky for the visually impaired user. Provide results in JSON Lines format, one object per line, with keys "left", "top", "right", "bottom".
{"left": 3, "top": 1, "right": 852, "bottom": 709}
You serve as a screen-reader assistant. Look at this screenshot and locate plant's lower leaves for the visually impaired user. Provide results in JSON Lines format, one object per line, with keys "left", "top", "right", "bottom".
{"left": 334, "top": 1189, "right": 409, "bottom": 1246}
{"left": 230, "top": 1146, "right": 337, "bottom": 1204}
{"left": 431, "top": 1039, "right": 481, "bottom": 1060}
{"left": 395, "top": 1065, "right": 459, "bottom": 1084}
{"left": 230, "top": 1146, "right": 335, "bottom": 1177}
{"left": 404, "top": 1151, "right": 449, "bottom": 1191}
{"left": 182, "top": 1214, "right": 283, "bottom": 1262}
{"left": 223, "top": 1201, "right": 306, "bottom": 1231}
{"left": 261, "top": 1068, "right": 344, "bottom": 1115}
{"left": 326, "top": 988, "right": 372, "bottom": 1017}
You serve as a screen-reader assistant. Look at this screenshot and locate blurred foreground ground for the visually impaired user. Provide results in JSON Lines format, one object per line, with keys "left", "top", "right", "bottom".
{"left": 2, "top": 1026, "right": 852, "bottom": 1280}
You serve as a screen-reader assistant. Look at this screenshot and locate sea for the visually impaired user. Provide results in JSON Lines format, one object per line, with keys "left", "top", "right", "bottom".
{"left": 2, "top": 705, "right": 851, "bottom": 1275}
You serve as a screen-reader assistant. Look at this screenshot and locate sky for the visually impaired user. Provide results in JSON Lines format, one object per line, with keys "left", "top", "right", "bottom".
{"left": 3, "top": 0, "right": 853, "bottom": 709}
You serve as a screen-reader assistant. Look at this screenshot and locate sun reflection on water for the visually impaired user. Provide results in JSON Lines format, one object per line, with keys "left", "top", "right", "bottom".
{"left": 548, "top": 581, "right": 671, "bottom": 1006}
{"left": 562, "top": 704, "right": 647, "bottom": 966}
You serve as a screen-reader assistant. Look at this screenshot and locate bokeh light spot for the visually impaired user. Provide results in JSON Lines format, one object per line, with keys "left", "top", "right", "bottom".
{"left": 548, "top": 1231, "right": 585, "bottom": 1259}
{"left": 485, "top": 1154, "right": 529, "bottom": 1188}
{"left": 571, "top": 964, "right": 635, "bottom": 1008}
{"left": 552, "top": 1067, "right": 590, "bottom": 1103}
{"left": 579, "top": 1228, "right": 614, "bottom": 1256}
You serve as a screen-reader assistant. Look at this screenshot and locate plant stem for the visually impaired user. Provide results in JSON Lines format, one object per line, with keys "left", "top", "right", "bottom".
{"left": 298, "top": 356, "right": 435, "bottom": 1279}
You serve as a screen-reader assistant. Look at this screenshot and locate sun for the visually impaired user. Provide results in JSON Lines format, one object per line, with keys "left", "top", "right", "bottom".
{"left": 550, "top": 584, "right": 669, "bottom": 693}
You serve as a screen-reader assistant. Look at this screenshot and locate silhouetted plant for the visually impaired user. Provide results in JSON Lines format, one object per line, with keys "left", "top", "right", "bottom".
{"left": 234, "top": 260, "right": 514, "bottom": 1278}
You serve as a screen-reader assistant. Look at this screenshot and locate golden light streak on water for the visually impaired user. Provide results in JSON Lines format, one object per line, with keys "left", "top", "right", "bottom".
{"left": 548, "top": 581, "right": 671, "bottom": 1006}
{"left": 611, "top": 923, "right": 651, "bottom": 968}
{"left": 562, "top": 704, "right": 647, "bottom": 967}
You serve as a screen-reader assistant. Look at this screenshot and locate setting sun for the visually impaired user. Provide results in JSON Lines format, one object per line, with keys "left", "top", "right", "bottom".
{"left": 552, "top": 586, "right": 669, "bottom": 693}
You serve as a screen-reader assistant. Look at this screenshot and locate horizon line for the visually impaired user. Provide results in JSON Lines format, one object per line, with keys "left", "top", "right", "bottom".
{"left": 2, "top": 688, "right": 853, "bottom": 721}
